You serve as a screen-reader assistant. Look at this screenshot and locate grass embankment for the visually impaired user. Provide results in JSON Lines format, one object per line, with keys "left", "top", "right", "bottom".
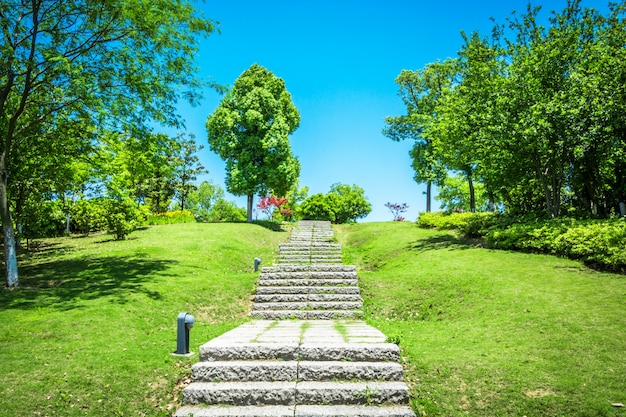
{"left": 0, "top": 223, "right": 289, "bottom": 416}
{"left": 335, "top": 222, "right": 626, "bottom": 417}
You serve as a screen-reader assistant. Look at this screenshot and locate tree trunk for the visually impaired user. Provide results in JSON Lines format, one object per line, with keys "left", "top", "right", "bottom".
{"left": 247, "top": 194, "right": 253, "bottom": 222}
{"left": 0, "top": 171, "right": 18, "bottom": 287}
{"left": 426, "top": 181, "right": 431, "bottom": 213}
{"left": 468, "top": 174, "right": 476, "bottom": 213}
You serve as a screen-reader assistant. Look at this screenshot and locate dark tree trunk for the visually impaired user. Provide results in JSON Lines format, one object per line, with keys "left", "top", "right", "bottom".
{"left": 247, "top": 194, "right": 253, "bottom": 222}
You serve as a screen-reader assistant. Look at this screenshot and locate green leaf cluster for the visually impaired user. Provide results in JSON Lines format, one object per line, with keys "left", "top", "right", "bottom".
{"left": 206, "top": 64, "right": 301, "bottom": 212}
{"left": 386, "top": 1, "right": 626, "bottom": 218}
{"left": 298, "top": 183, "right": 372, "bottom": 223}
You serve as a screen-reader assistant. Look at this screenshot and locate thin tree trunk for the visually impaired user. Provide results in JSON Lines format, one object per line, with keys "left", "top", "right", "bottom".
{"left": 468, "top": 174, "right": 476, "bottom": 213}
{"left": 426, "top": 181, "right": 431, "bottom": 213}
{"left": 247, "top": 194, "right": 253, "bottom": 222}
{"left": 0, "top": 171, "right": 18, "bottom": 287}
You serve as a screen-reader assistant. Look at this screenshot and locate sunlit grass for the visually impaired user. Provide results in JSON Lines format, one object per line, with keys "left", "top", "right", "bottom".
{"left": 0, "top": 223, "right": 289, "bottom": 416}
{"left": 335, "top": 222, "right": 626, "bottom": 417}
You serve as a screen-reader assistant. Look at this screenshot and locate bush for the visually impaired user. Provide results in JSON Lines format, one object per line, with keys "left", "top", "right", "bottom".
{"left": 71, "top": 199, "right": 108, "bottom": 234}
{"left": 418, "top": 212, "right": 626, "bottom": 272}
{"left": 105, "top": 199, "right": 143, "bottom": 240}
{"left": 297, "top": 193, "right": 336, "bottom": 222}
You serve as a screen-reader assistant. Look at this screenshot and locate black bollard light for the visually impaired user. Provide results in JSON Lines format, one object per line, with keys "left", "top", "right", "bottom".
{"left": 254, "top": 257, "right": 261, "bottom": 272}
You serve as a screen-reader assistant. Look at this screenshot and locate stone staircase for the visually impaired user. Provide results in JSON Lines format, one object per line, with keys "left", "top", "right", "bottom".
{"left": 174, "top": 221, "right": 416, "bottom": 417}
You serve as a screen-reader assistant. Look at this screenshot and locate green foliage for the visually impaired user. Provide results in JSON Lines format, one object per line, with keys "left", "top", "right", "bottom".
{"left": 435, "top": 173, "right": 490, "bottom": 213}
{"left": 206, "top": 64, "right": 301, "bottom": 220}
{"left": 104, "top": 199, "right": 144, "bottom": 240}
{"left": 298, "top": 193, "right": 337, "bottom": 222}
{"left": 388, "top": 2, "right": 626, "bottom": 218}
{"left": 209, "top": 199, "right": 247, "bottom": 222}
{"left": 70, "top": 199, "right": 108, "bottom": 235}
{"left": 146, "top": 210, "right": 196, "bottom": 225}
{"left": 418, "top": 212, "right": 626, "bottom": 272}
{"left": 298, "top": 184, "right": 372, "bottom": 224}
{"left": 328, "top": 183, "right": 372, "bottom": 224}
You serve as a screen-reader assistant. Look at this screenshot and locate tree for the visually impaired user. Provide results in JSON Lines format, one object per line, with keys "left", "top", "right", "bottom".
{"left": 185, "top": 180, "right": 225, "bottom": 222}
{"left": 298, "top": 193, "right": 337, "bottom": 222}
{"left": 206, "top": 64, "right": 301, "bottom": 222}
{"left": 328, "top": 183, "right": 372, "bottom": 223}
{"left": 172, "top": 134, "right": 207, "bottom": 211}
{"left": 383, "top": 61, "right": 454, "bottom": 212}
{"left": 256, "top": 195, "right": 288, "bottom": 221}
{"left": 1, "top": 0, "right": 217, "bottom": 287}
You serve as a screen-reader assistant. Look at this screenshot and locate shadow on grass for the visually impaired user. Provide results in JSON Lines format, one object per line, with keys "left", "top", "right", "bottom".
{"left": 407, "top": 233, "right": 482, "bottom": 252}
{"left": 1, "top": 256, "right": 174, "bottom": 311}
{"left": 252, "top": 220, "right": 290, "bottom": 232}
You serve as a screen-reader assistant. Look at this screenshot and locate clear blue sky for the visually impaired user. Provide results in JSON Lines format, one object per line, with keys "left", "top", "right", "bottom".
{"left": 167, "top": 0, "right": 608, "bottom": 222}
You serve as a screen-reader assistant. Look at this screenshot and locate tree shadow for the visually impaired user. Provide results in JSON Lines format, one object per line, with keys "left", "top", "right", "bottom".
{"left": 1, "top": 255, "right": 174, "bottom": 311}
{"left": 407, "top": 233, "right": 482, "bottom": 253}
{"left": 251, "top": 220, "right": 289, "bottom": 232}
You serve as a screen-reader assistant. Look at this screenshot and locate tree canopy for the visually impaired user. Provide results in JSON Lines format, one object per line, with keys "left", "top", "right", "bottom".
{"left": 387, "top": 0, "right": 626, "bottom": 219}
{"left": 0, "top": 0, "right": 218, "bottom": 287}
{"left": 206, "top": 64, "right": 301, "bottom": 222}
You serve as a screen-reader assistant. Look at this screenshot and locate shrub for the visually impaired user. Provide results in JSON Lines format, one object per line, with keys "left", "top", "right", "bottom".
{"left": 105, "top": 198, "right": 143, "bottom": 240}
{"left": 297, "top": 193, "right": 336, "bottom": 222}
{"left": 71, "top": 199, "right": 108, "bottom": 234}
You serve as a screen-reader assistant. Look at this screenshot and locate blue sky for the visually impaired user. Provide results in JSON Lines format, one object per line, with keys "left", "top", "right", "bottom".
{"left": 167, "top": 0, "right": 608, "bottom": 222}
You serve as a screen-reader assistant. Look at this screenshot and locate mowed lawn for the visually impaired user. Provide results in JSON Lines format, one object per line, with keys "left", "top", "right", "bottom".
{"left": 0, "top": 223, "right": 289, "bottom": 416}
{"left": 335, "top": 222, "right": 626, "bottom": 417}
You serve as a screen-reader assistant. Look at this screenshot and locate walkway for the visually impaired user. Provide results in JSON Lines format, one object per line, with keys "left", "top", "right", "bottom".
{"left": 174, "top": 221, "right": 416, "bottom": 417}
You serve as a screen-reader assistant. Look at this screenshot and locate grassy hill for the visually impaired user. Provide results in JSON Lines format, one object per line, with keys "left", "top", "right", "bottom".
{"left": 0, "top": 223, "right": 289, "bottom": 416}
{"left": 334, "top": 222, "right": 626, "bottom": 417}
{"left": 2, "top": 221, "right": 624, "bottom": 416}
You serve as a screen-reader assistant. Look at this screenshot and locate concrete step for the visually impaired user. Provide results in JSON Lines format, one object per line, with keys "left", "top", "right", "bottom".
{"left": 174, "top": 405, "right": 295, "bottom": 417}
{"left": 252, "top": 301, "right": 363, "bottom": 311}
{"left": 297, "top": 361, "right": 404, "bottom": 381}
{"left": 190, "top": 360, "right": 403, "bottom": 383}
{"left": 200, "top": 343, "right": 299, "bottom": 362}
{"left": 257, "top": 279, "right": 359, "bottom": 287}
{"left": 259, "top": 271, "right": 357, "bottom": 280}
{"left": 182, "top": 381, "right": 409, "bottom": 407}
{"left": 191, "top": 360, "right": 297, "bottom": 382}
{"left": 299, "top": 343, "right": 400, "bottom": 362}
{"left": 280, "top": 259, "right": 343, "bottom": 264}
{"left": 296, "top": 381, "right": 410, "bottom": 405}
{"left": 254, "top": 294, "right": 362, "bottom": 302}
{"left": 175, "top": 404, "right": 416, "bottom": 417}
{"left": 262, "top": 265, "right": 356, "bottom": 273}
{"left": 255, "top": 286, "right": 361, "bottom": 295}
{"left": 182, "top": 381, "right": 296, "bottom": 405}
{"left": 250, "top": 310, "right": 363, "bottom": 320}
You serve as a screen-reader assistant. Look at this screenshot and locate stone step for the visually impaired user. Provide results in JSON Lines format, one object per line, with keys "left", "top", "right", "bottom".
{"left": 174, "top": 404, "right": 416, "bottom": 417}
{"left": 262, "top": 265, "right": 356, "bottom": 273}
{"left": 280, "top": 259, "right": 343, "bottom": 264}
{"left": 250, "top": 310, "right": 363, "bottom": 320}
{"left": 200, "top": 343, "right": 299, "bottom": 362}
{"left": 192, "top": 360, "right": 297, "bottom": 382}
{"left": 174, "top": 405, "right": 295, "bottom": 417}
{"left": 297, "top": 361, "right": 404, "bottom": 381}
{"left": 182, "top": 381, "right": 409, "bottom": 406}
{"left": 190, "top": 361, "right": 403, "bottom": 382}
{"left": 299, "top": 344, "right": 400, "bottom": 362}
{"left": 259, "top": 272, "right": 357, "bottom": 280}
{"left": 257, "top": 279, "right": 358, "bottom": 287}
{"left": 252, "top": 301, "right": 363, "bottom": 311}
{"left": 255, "top": 286, "right": 361, "bottom": 295}
{"left": 182, "top": 381, "right": 295, "bottom": 405}
{"left": 296, "top": 381, "right": 410, "bottom": 405}
{"left": 254, "top": 294, "right": 363, "bottom": 302}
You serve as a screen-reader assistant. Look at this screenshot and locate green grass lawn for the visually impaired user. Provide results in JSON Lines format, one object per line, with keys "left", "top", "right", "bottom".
{"left": 334, "top": 222, "right": 626, "bottom": 417}
{"left": 0, "top": 223, "right": 289, "bottom": 416}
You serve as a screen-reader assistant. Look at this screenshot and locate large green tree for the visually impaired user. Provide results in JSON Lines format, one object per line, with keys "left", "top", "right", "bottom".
{"left": 0, "top": 0, "right": 217, "bottom": 287}
{"left": 206, "top": 64, "right": 301, "bottom": 222}
{"left": 383, "top": 61, "right": 454, "bottom": 212}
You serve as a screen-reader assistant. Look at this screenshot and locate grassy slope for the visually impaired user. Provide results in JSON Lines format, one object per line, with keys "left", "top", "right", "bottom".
{"left": 334, "top": 222, "right": 626, "bottom": 417}
{"left": 0, "top": 223, "right": 289, "bottom": 417}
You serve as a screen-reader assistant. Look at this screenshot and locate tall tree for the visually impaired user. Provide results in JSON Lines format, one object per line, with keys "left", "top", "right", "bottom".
{"left": 206, "top": 64, "right": 301, "bottom": 222}
{"left": 172, "top": 134, "right": 207, "bottom": 212}
{"left": 0, "top": 0, "right": 217, "bottom": 286}
{"left": 383, "top": 61, "right": 454, "bottom": 212}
